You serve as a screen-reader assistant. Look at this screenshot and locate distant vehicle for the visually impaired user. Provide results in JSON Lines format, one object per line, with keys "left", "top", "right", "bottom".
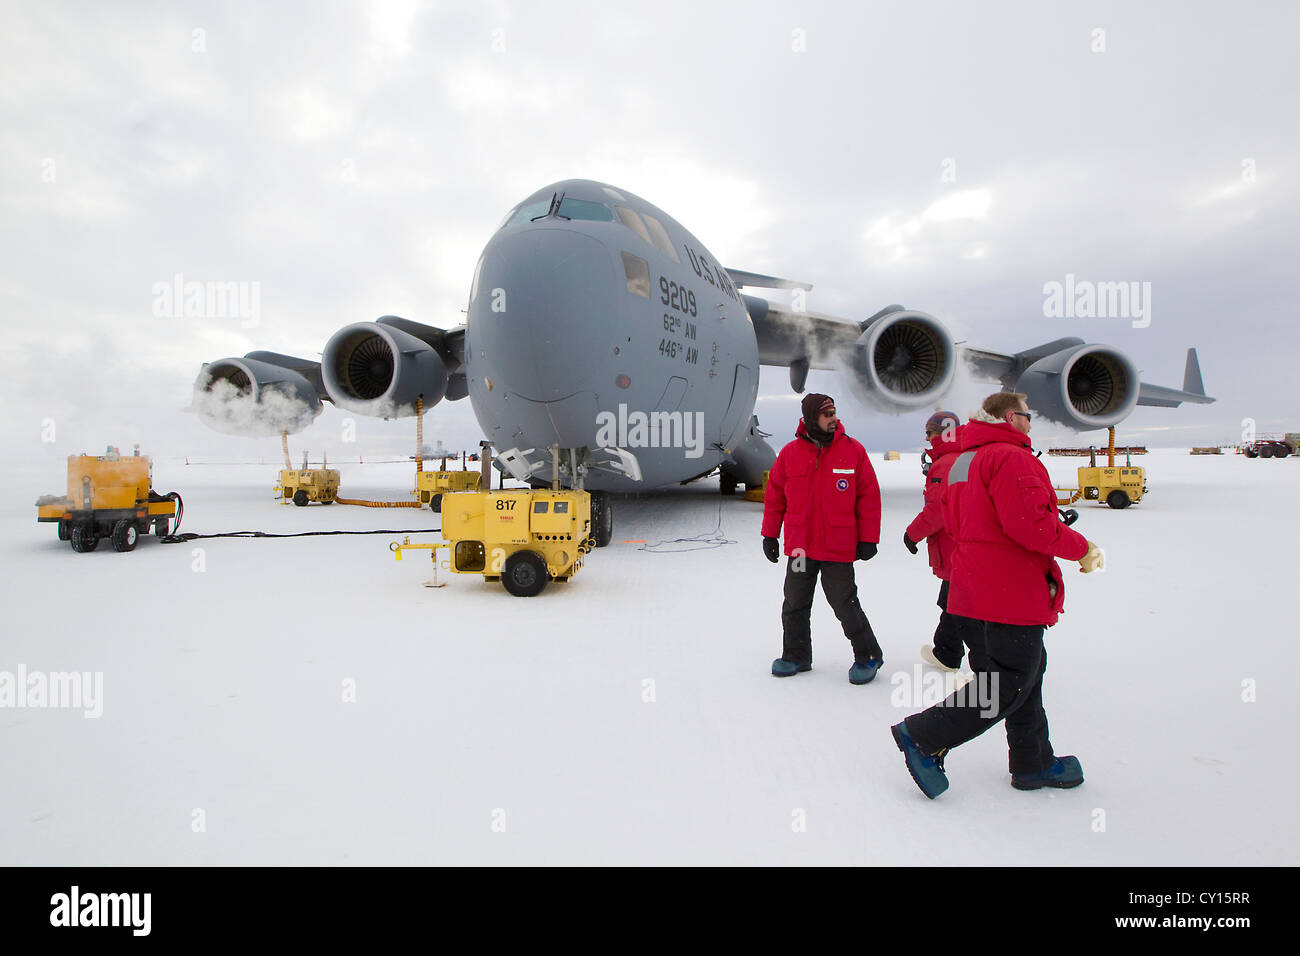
{"left": 1243, "top": 440, "right": 1294, "bottom": 459}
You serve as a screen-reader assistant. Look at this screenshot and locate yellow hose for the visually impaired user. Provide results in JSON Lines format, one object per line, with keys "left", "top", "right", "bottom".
{"left": 415, "top": 397, "right": 423, "bottom": 474}
{"left": 335, "top": 498, "right": 423, "bottom": 508}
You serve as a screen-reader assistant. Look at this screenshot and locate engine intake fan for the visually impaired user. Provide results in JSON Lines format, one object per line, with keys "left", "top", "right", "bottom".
{"left": 322, "top": 320, "right": 449, "bottom": 417}
{"left": 847, "top": 310, "right": 955, "bottom": 411}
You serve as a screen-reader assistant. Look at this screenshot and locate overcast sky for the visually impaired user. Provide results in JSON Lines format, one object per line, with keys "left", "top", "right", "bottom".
{"left": 2, "top": 0, "right": 1297, "bottom": 467}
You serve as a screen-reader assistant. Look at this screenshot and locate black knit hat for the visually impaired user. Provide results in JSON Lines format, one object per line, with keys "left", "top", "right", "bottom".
{"left": 801, "top": 393, "right": 835, "bottom": 426}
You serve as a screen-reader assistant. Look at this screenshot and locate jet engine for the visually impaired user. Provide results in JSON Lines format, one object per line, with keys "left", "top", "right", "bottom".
{"left": 845, "top": 309, "right": 956, "bottom": 412}
{"left": 1015, "top": 343, "right": 1139, "bottom": 430}
{"left": 322, "top": 318, "right": 450, "bottom": 418}
{"left": 192, "top": 355, "right": 322, "bottom": 436}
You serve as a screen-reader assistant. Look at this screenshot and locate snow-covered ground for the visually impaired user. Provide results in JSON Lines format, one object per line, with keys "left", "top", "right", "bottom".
{"left": 2, "top": 448, "right": 1295, "bottom": 865}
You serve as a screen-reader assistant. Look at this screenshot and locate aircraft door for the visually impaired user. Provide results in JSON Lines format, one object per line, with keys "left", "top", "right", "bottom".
{"left": 719, "top": 364, "right": 754, "bottom": 446}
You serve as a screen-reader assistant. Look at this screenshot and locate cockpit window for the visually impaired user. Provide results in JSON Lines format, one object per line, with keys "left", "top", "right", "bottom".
{"left": 470, "top": 254, "right": 485, "bottom": 303}
{"left": 505, "top": 197, "right": 615, "bottom": 226}
{"left": 615, "top": 205, "right": 653, "bottom": 247}
{"left": 621, "top": 252, "right": 650, "bottom": 298}
{"left": 641, "top": 213, "right": 680, "bottom": 263}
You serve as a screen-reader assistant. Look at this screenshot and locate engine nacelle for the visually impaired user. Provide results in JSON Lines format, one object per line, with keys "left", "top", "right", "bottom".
{"left": 1016, "top": 344, "right": 1139, "bottom": 429}
{"left": 845, "top": 310, "right": 955, "bottom": 412}
{"left": 322, "top": 322, "right": 449, "bottom": 418}
{"left": 192, "top": 357, "right": 322, "bottom": 436}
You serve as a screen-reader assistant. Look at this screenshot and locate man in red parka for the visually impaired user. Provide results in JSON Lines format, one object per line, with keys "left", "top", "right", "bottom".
{"left": 761, "top": 394, "right": 883, "bottom": 684}
{"left": 891, "top": 392, "right": 1103, "bottom": 797}
{"left": 904, "top": 410, "right": 964, "bottom": 671}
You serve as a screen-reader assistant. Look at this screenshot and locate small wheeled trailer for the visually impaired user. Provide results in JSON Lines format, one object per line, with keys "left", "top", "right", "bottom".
{"left": 36, "top": 446, "right": 181, "bottom": 553}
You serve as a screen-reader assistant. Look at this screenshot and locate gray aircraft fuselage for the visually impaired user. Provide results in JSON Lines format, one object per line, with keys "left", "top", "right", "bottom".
{"left": 465, "top": 179, "right": 759, "bottom": 491}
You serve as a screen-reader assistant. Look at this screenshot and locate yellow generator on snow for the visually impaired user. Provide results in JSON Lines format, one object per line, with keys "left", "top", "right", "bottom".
{"left": 414, "top": 468, "right": 482, "bottom": 512}
{"left": 277, "top": 451, "right": 340, "bottom": 506}
{"left": 1056, "top": 428, "right": 1146, "bottom": 510}
{"left": 392, "top": 446, "right": 593, "bottom": 596}
{"left": 35, "top": 446, "right": 181, "bottom": 552}
{"left": 441, "top": 488, "right": 592, "bottom": 595}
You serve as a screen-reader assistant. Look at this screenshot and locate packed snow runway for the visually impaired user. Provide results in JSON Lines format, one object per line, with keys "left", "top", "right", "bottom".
{"left": 2, "top": 449, "right": 1295, "bottom": 865}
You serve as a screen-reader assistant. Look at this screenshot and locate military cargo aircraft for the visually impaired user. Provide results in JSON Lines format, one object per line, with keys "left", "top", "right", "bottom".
{"left": 193, "top": 179, "right": 1213, "bottom": 545}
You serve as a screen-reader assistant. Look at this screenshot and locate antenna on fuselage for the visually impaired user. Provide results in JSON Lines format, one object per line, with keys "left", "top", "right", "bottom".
{"left": 531, "top": 191, "right": 570, "bottom": 221}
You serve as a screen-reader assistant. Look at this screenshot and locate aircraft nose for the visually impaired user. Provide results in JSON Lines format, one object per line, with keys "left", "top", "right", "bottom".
{"left": 468, "top": 226, "right": 618, "bottom": 402}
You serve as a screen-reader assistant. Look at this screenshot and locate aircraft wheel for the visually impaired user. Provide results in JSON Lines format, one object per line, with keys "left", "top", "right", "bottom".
{"left": 720, "top": 473, "right": 738, "bottom": 496}
{"left": 590, "top": 491, "right": 613, "bottom": 548}
{"left": 293, "top": 490, "right": 309, "bottom": 507}
{"left": 430, "top": 493, "right": 443, "bottom": 513}
{"left": 70, "top": 523, "right": 98, "bottom": 553}
{"left": 1106, "top": 490, "right": 1131, "bottom": 510}
{"left": 502, "top": 550, "right": 548, "bottom": 597}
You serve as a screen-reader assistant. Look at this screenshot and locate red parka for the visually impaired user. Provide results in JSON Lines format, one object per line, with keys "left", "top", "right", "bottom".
{"left": 943, "top": 419, "right": 1089, "bottom": 627}
{"left": 761, "top": 420, "right": 881, "bottom": 562}
{"left": 905, "top": 432, "right": 962, "bottom": 580}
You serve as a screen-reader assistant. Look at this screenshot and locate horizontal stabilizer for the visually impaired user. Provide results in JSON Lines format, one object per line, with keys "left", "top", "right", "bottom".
{"left": 1137, "top": 348, "right": 1214, "bottom": 407}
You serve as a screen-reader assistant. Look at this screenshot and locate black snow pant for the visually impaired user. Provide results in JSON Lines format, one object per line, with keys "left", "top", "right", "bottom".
{"left": 930, "top": 580, "right": 963, "bottom": 669}
{"left": 904, "top": 617, "right": 1055, "bottom": 777}
{"left": 780, "top": 556, "right": 882, "bottom": 667}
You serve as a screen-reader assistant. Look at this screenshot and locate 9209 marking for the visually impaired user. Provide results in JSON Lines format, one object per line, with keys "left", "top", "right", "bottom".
{"left": 659, "top": 277, "right": 697, "bottom": 317}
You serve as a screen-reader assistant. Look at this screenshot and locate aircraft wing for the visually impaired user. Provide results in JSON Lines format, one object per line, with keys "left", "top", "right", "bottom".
{"left": 745, "top": 287, "right": 1215, "bottom": 426}
{"left": 743, "top": 294, "right": 869, "bottom": 392}
{"left": 964, "top": 343, "right": 1215, "bottom": 407}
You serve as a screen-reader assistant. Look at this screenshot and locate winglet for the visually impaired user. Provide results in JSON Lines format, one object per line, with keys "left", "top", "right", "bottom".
{"left": 1183, "top": 348, "right": 1205, "bottom": 396}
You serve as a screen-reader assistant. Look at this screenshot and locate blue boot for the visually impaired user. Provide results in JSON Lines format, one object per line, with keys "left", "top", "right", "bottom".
{"left": 890, "top": 722, "right": 949, "bottom": 799}
{"left": 771, "top": 658, "right": 811, "bottom": 677}
{"left": 1012, "top": 755, "right": 1084, "bottom": 790}
{"left": 848, "top": 660, "right": 881, "bottom": 685}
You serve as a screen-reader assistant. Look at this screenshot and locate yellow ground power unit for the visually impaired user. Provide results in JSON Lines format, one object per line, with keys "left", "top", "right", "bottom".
{"left": 414, "top": 468, "right": 482, "bottom": 511}
{"left": 35, "top": 446, "right": 181, "bottom": 553}
{"left": 1055, "top": 428, "right": 1146, "bottom": 510}
{"left": 391, "top": 446, "right": 593, "bottom": 596}
{"left": 276, "top": 449, "right": 340, "bottom": 506}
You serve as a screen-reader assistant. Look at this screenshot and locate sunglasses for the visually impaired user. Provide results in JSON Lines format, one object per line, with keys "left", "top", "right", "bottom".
{"left": 1013, "top": 411, "right": 1032, "bottom": 421}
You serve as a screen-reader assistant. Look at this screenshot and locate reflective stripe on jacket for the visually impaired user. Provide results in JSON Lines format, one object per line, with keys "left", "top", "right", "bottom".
{"left": 942, "top": 420, "right": 1089, "bottom": 626}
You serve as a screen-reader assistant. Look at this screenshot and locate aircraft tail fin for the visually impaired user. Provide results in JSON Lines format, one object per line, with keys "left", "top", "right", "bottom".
{"left": 1183, "top": 348, "right": 1206, "bottom": 396}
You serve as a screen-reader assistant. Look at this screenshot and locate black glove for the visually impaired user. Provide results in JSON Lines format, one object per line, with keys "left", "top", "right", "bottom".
{"left": 762, "top": 536, "right": 780, "bottom": 563}
{"left": 903, "top": 533, "right": 919, "bottom": 555}
{"left": 857, "top": 542, "right": 878, "bottom": 561}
